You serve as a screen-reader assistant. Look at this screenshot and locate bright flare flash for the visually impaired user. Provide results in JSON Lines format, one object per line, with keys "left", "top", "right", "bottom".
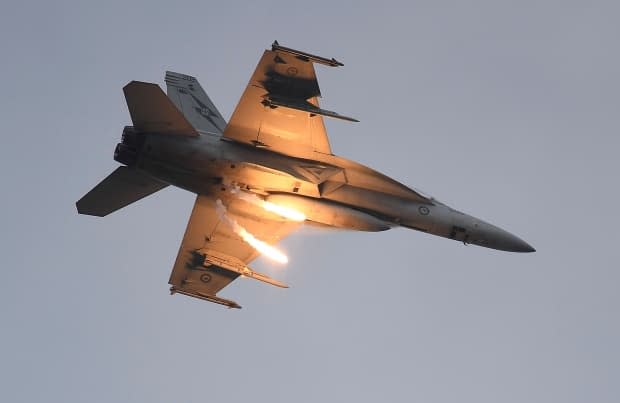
{"left": 236, "top": 227, "right": 288, "bottom": 264}
{"left": 261, "top": 201, "right": 306, "bottom": 222}
{"left": 215, "top": 199, "right": 288, "bottom": 264}
{"left": 230, "top": 187, "right": 306, "bottom": 222}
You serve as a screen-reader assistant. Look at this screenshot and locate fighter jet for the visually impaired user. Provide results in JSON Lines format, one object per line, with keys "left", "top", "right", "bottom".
{"left": 76, "top": 41, "right": 535, "bottom": 309}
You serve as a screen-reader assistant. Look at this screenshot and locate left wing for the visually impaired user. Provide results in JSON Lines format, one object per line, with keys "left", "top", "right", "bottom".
{"left": 169, "top": 194, "right": 299, "bottom": 309}
{"left": 223, "top": 41, "right": 357, "bottom": 157}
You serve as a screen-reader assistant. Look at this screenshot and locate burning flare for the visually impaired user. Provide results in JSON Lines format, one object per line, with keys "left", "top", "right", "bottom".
{"left": 215, "top": 199, "right": 288, "bottom": 264}
{"left": 261, "top": 201, "right": 306, "bottom": 222}
{"left": 230, "top": 187, "right": 306, "bottom": 222}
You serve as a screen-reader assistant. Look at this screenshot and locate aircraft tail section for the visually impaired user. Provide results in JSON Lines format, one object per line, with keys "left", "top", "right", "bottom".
{"left": 123, "top": 81, "right": 198, "bottom": 136}
{"left": 76, "top": 167, "right": 168, "bottom": 217}
{"left": 165, "top": 71, "right": 227, "bottom": 134}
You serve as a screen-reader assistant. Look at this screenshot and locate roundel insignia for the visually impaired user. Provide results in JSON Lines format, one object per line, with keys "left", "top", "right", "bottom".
{"left": 200, "top": 273, "right": 212, "bottom": 283}
{"left": 418, "top": 206, "right": 430, "bottom": 216}
{"left": 286, "top": 67, "right": 298, "bottom": 76}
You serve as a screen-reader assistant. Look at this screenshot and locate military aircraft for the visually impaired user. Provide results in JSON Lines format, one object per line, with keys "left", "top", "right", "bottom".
{"left": 76, "top": 41, "right": 535, "bottom": 309}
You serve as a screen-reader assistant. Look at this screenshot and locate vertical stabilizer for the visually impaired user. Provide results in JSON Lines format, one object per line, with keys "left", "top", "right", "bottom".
{"left": 123, "top": 81, "right": 198, "bottom": 136}
{"left": 165, "top": 71, "right": 227, "bottom": 134}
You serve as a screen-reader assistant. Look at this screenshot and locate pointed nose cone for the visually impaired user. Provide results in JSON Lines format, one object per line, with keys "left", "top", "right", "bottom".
{"left": 487, "top": 225, "right": 536, "bottom": 253}
{"left": 504, "top": 234, "right": 536, "bottom": 253}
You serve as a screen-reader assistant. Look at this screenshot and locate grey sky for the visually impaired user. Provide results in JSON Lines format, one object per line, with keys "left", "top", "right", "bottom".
{"left": 1, "top": 1, "right": 619, "bottom": 402}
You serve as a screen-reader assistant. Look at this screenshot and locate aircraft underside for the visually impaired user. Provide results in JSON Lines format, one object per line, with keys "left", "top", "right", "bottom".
{"left": 77, "top": 41, "right": 534, "bottom": 309}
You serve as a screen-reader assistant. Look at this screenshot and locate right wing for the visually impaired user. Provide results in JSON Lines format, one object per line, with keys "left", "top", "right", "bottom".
{"left": 169, "top": 194, "right": 299, "bottom": 309}
{"left": 222, "top": 41, "right": 357, "bottom": 157}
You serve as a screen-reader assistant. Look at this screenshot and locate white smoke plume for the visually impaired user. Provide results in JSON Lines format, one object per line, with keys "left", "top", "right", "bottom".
{"left": 215, "top": 199, "right": 288, "bottom": 264}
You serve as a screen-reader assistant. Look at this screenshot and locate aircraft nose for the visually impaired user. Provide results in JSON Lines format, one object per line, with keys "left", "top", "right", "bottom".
{"left": 475, "top": 222, "right": 535, "bottom": 252}
{"left": 491, "top": 225, "right": 535, "bottom": 252}
{"left": 503, "top": 233, "right": 536, "bottom": 252}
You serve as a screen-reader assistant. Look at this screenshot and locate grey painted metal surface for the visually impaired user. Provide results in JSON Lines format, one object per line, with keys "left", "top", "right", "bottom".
{"left": 77, "top": 42, "right": 534, "bottom": 308}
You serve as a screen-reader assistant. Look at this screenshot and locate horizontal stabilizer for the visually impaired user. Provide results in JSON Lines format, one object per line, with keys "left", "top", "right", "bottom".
{"left": 123, "top": 81, "right": 198, "bottom": 136}
{"left": 76, "top": 167, "right": 168, "bottom": 217}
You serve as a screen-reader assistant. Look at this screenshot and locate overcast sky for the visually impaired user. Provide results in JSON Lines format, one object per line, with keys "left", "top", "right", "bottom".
{"left": 1, "top": 1, "right": 619, "bottom": 402}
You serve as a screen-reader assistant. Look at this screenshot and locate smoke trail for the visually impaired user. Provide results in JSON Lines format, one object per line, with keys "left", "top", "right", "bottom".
{"left": 215, "top": 199, "right": 288, "bottom": 264}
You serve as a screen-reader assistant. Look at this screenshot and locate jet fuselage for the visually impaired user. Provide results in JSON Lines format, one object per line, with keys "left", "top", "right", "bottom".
{"left": 119, "top": 128, "right": 534, "bottom": 253}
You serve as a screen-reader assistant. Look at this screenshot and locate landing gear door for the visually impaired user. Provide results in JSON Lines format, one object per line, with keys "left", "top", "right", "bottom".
{"left": 450, "top": 213, "right": 471, "bottom": 244}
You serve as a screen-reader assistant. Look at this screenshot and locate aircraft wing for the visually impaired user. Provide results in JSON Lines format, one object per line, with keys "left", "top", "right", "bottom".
{"left": 169, "top": 194, "right": 299, "bottom": 309}
{"left": 223, "top": 41, "right": 357, "bottom": 157}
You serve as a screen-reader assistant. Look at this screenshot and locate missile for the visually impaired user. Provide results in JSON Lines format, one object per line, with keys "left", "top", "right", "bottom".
{"left": 198, "top": 248, "right": 288, "bottom": 288}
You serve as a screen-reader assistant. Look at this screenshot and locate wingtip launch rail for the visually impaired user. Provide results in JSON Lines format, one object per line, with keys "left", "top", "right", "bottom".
{"left": 271, "top": 40, "right": 344, "bottom": 67}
